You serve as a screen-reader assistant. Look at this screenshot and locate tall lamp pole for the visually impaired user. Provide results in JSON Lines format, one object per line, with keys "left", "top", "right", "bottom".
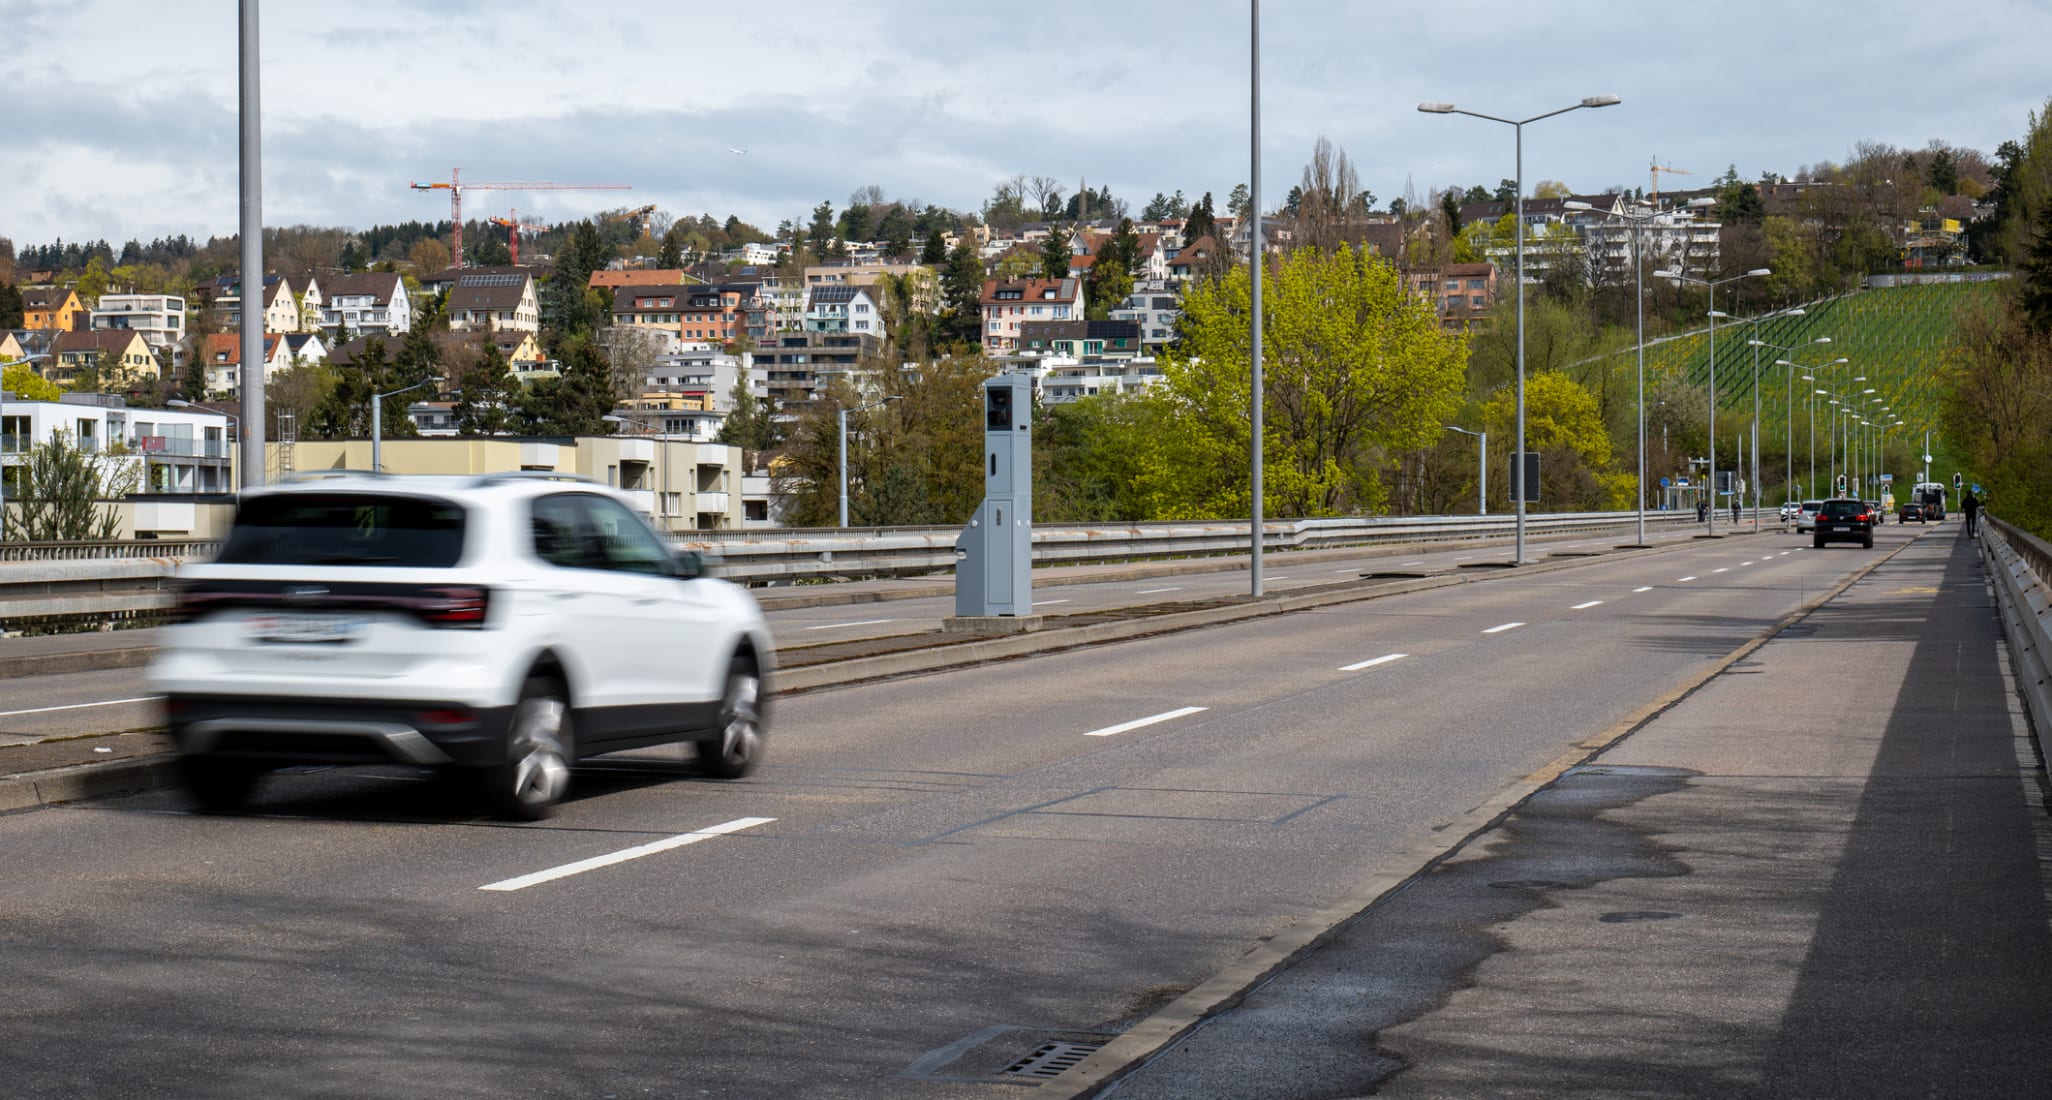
{"left": 1775, "top": 356, "right": 1846, "bottom": 500}
{"left": 1421, "top": 93, "right": 1620, "bottom": 564}
{"left": 1445, "top": 425, "right": 1486, "bottom": 514}
{"left": 1751, "top": 335, "right": 1832, "bottom": 502}
{"left": 838, "top": 395, "right": 901, "bottom": 528}
{"left": 371, "top": 376, "right": 442, "bottom": 473}
{"left": 1250, "top": 0, "right": 1264, "bottom": 596}
{"left": 1729, "top": 309, "right": 1809, "bottom": 530}
{"left": 1655, "top": 266, "right": 1770, "bottom": 534}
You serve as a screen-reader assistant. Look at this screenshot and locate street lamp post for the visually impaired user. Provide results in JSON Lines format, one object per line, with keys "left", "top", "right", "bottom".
{"left": 1728, "top": 310, "right": 1810, "bottom": 531}
{"left": 371, "top": 376, "right": 443, "bottom": 473}
{"left": 1751, "top": 335, "right": 1832, "bottom": 502}
{"left": 1421, "top": 93, "right": 1620, "bottom": 564}
{"left": 1655, "top": 266, "right": 1770, "bottom": 534}
{"left": 1445, "top": 425, "right": 1486, "bottom": 514}
{"left": 838, "top": 394, "right": 901, "bottom": 528}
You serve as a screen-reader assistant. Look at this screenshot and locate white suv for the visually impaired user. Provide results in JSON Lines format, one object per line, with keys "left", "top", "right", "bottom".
{"left": 149, "top": 473, "right": 775, "bottom": 818}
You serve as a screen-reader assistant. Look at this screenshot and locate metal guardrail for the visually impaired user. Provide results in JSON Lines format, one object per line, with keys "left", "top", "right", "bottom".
{"left": 0, "top": 510, "right": 1706, "bottom": 626}
{"left": 1982, "top": 515, "right": 2052, "bottom": 767}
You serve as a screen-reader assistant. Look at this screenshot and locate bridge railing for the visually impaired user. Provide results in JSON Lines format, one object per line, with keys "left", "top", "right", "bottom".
{"left": 1984, "top": 515, "right": 2052, "bottom": 765}
{"left": 0, "top": 509, "right": 1702, "bottom": 627}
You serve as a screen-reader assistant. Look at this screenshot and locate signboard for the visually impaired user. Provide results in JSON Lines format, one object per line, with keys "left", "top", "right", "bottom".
{"left": 1659, "top": 477, "right": 1672, "bottom": 487}
{"left": 1879, "top": 473, "right": 1893, "bottom": 483}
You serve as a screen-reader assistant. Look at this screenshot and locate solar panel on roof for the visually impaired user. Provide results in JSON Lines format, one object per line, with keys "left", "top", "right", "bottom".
{"left": 458, "top": 273, "right": 523, "bottom": 287}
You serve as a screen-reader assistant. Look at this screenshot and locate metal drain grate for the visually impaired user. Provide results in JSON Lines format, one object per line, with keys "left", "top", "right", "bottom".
{"left": 1004, "top": 1040, "right": 1105, "bottom": 1079}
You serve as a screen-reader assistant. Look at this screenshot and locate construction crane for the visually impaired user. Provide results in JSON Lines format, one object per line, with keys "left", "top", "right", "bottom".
{"left": 486, "top": 210, "right": 547, "bottom": 266}
{"left": 622, "top": 204, "right": 659, "bottom": 238}
{"left": 1650, "top": 159, "right": 1692, "bottom": 208}
{"left": 408, "top": 168, "right": 630, "bottom": 268}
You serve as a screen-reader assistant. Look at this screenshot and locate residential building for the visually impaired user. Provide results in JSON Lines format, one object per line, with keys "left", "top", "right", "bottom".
{"left": 723, "top": 242, "right": 779, "bottom": 265}
{"left": 1, "top": 391, "right": 235, "bottom": 497}
{"left": 489, "top": 330, "right": 544, "bottom": 369}
{"left": 417, "top": 265, "right": 541, "bottom": 297}
{"left": 22, "top": 287, "right": 86, "bottom": 332}
{"left": 1032, "top": 356, "right": 1164, "bottom": 404}
{"left": 1566, "top": 196, "right": 1721, "bottom": 287}
{"left": 756, "top": 332, "right": 882, "bottom": 409}
{"left": 610, "top": 284, "right": 686, "bottom": 335}
{"left": 49, "top": 330, "right": 157, "bottom": 388}
{"left": 90, "top": 293, "right": 188, "bottom": 365}
{"left": 979, "top": 278, "right": 1083, "bottom": 354}
{"left": 1404, "top": 263, "right": 1498, "bottom": 329}
{"left": 446, "top": 270, "right": 540, "bottom": 333}
{"left": 1, "top": 330, "right": 54, "bottom": 366}
{"left": 199, "top": 332, "right": 301, "bottom": 394}
{"left": 319, "top": 272, "right": 413, "bottom": 336}
{"left": 210, "top": 274, "right": 312, "bottom": 334}
{"left": 407, "top": 400, "right": 461, "bottom": 436}
{"left": 803, "top": 284, "right": 884, "bottom": 335}
{"left": 1167, "top": 236, "right": 1222, "bottom": 283}
{"left": 1016, "top": 319, "right": 1144, "bottom": 360}
{"left": 803, "top": 262, "right": 936, "bottom": 309}
{"left": 1110, "top": 291, "right": 1182, "bottom": 348}
{"left": 679, "top": 285, "right": 748, "bottom": 345}
{"left": 270, "top": 436, "right": 745, "bottom": 532}
{"left": 590, "top": 269, "right": 688, "bottom": 289}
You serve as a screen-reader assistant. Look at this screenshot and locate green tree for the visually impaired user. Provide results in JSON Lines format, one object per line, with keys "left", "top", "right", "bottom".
{"left": 1479, "top": 370, "right": 1632, "bottom": 510}
{"left": 541, "top": 220, "right": 609, "bottom": 346}
{"left": 309, "top": 337, "right": 391, "bottom": 438}
{"left": 773, "top": 355, "right": 993, "bottom": 526}
{"left": 4, "top": 362, "right": 62, "bottom": 401}
{"left": 919, "top": 228, "right": 948, "bottom": 266}
{"left": 839, "top": 202, "right": 873, "bottom": 243}
{"left": 1037, "top": 392, "right": 1185, "bottom": 521}
{"left": 6, "top": 429, "right": 140, "bottom": 541}
{"left": 807, "top": 202, "right": 838, "bottom": 255}
{"left": 1938, "top": 294, "right": 2052, "bottom": 536}
{"left": 658, "top": 225, "right": 686, "bottom": 270}
{"left": 453, "top": 344, "right": 518, "bottom": 436}
{"left": 0, "top": 281, "right": 25, "bottom": 329}
{"left": 715, "top": 377, "right": 781, "bottom": 456}
{"left": 516, "top": 332, "right": 616, "bottom": 436}
{"left": 2018, "top": 197, "right": 2052, "bottom": 334}
{"left": 1159, "top": 244, "right": 1468, "bottom": 517}
{"left": 74, "top": 256, "right": 112, "bottom": 304}
{"left": 1183, "top": 192, "right": 1218, "bottom": 245}
{"left": 942, "top": 241, "right": 985, "bottom": 345}
{"left": 179, "top": 348, "right": 206, "bottom": 403}
{"left": 1040, "top": 227, "right": 1073, "bottom": 282}
{"left": 1086, "top": 218, "right": 1140, "bottom": 319}
{"left": 1227, "top": 183, "right": 1251, "bottom": 219}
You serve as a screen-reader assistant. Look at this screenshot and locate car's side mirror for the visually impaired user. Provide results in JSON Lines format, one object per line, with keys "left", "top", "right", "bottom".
{"left": 671, "top": 549, "right": 706, "bottom": 579}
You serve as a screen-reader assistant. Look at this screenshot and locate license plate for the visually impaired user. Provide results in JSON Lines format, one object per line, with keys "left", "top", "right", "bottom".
{"left": 1829, "top": 524, "right": 1849, "bottom": 532}
{"left": 248, "top": 613, "right": 366, "bottom": 644}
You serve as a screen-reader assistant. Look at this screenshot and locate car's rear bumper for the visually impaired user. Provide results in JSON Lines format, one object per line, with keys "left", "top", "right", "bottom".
{"left": 166, "top": 694, "right": 516, "bottom": 768}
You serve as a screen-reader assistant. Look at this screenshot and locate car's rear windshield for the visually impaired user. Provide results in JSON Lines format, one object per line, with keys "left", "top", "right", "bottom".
{"left": 215, "top": 493, "right": 467, "bottom": 567}
{"left": 1802, "top": 501, "right": 1823, "bottom": 510}
{"left": 1821, "top": 501, "right": 1866, "bottom": 516}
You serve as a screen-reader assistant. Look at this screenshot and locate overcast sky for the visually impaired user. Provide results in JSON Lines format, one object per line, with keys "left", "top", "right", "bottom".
{"left": 7, "top": 0, "right": 2050, "bottom": 249}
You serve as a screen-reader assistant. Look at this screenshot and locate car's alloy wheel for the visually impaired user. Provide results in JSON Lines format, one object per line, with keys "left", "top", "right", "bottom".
{"left": 698, "top": 658, "right": 766, "bottom": 779}
{"left": 484, "top": 677, "right": 574, "bottom": 819}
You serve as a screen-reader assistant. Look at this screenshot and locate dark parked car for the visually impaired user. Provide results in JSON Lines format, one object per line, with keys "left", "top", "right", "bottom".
{"left": 1898, "top": 501, "right": 1926, "bottom": 523}
{"left": 1813, "top": 498, "right": 1877, "bottom": 549}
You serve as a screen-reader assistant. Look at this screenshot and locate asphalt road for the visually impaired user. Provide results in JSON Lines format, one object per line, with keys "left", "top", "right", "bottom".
{"left": 0, "top": 516, "right": 1716, "bottom": 743}
{"left": 0, "top": 522, "right": 1920, "bottom": 1097}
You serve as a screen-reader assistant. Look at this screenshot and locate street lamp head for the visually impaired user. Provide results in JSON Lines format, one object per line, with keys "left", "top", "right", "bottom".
{"left": 1417, "top": 101, "right": 1456, "bottom": 114}
{"left": 1652, "top": 269, "right": 1680, "bottom": 280}
{"left": 1785, "top": 308, "right": 1807, "bottom": 317}
{"left": 1708, "top": 310, "right": 1731, "bottom": 319}
{"left": 1580, "top": 94, "right": 1622, "bottom": 108}
{"left": 1686, "top": 197, "right": 1718, "bottom": 209}
{"left": 1746, "top": 268, "right": 1771, "bottom": 277}
{"left": 1812, "top": 336, "right": 1830, "bottom": 344}
{"left": 1831, "top": 357, "right": 1848, "bottom": 364}
{"left": 1562, "top": 200, "right": 1593, "bottom": 212}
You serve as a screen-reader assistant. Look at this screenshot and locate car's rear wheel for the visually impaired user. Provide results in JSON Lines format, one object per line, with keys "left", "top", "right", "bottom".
{"left": 1863, "top": 534, "right": 1874, "bottom": 548}
{"left": 697, "top": 657, "right": 766, "bottom": 779}
{"left": 179, "top": 756, "right": 264, "bottom": 812}
{"left": 481, "top": 676, "right": 574, "bottom": 820}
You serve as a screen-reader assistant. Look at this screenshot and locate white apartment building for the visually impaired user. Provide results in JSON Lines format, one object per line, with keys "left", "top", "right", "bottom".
{"left": 1, "top": 392, "right": 235, "bottom": 495}
{"left": 89, "top": 294, "right": 188, "bottom": 365}
{"left": 319, "top": 272, "right": 414, "bottom": 336}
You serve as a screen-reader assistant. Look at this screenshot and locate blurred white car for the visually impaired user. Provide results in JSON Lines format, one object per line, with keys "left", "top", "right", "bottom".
{"left": 149, "top": 473, "right": 775, "bottom": 818}
{"left": 1794, "top": 500, "right": 1824, "bottom": 533}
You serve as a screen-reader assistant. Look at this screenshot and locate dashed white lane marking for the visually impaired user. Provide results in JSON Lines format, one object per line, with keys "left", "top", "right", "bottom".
{"left": 0, "top": 696, "right": 157, "bottom": 718}
{"left": 1033, "top": 599, "right": 1071, "bottom": 606}
{"left": 1136, "top": 587, "right": 1184, "bottom": 594}
{"left": 1456, "top": 556, "right": 1474, "bottom": 561}
{"left": 1084, "top": 706, "right": 1209, "bottom": 738}
{"left": 1571, "top": 600, "right": 1603, "bottom": 610}
{"left": 1713, "top": 568, "right": 1729, "bottom": 573}
{"left": 1483, "top": 622, "right": 1526, "bottom": 634}
{"left": 1339, "top": 653, "right": 1408, "bottom": 672}
{"left": 1741, "top": 561, "right": 1755, "bottom": 566}
{"left": 1402, "top": 561, "right": 1426, "bottom": 567}
{"left": 802, "top": 618, "right": 895, "bottom": 631}
{"left": 1678, "top": 576, "right": 1698, "bottom": 582}
{"left": 480, "top": 817, "right": 776, "bottom": 892}
{"left": 1633, "top": 586, "right": 1654, "bottom": 593}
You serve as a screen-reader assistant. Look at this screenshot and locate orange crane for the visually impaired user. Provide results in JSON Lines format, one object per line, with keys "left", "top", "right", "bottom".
{"left": 1650, "top": 159, "right": 1692, "bottom": 208}
{"left": 622, "top": 204, "right": 659, "bottom": 237}
{"left": 408, "top": 168, "right": 630, "bottom": 268}
{"left": 486, "top": 210, "right": 547, "bottom": 266}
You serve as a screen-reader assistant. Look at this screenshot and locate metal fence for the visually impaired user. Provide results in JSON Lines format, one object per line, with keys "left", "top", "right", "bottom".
{"left": 0, "top": 510, "right": 1701, "bottom": 627}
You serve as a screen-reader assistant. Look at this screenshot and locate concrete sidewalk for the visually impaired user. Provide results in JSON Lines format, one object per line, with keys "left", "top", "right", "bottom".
{"left": 1090, "top": 528, "right": 2052, "bottom": 1098}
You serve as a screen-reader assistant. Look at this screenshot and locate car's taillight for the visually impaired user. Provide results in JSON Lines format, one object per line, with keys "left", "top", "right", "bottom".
{"left": 419, "top": 586, "right": 490, "bottom": 628}
{"left": 169, "top": 585, "right": 233, "bottom": 624}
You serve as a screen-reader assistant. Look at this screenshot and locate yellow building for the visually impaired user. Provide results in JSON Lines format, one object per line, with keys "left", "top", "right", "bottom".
{"left": 23, "top": 287, "right": 86, "bottom": 332}
{"left": 49, "top": 330, "right": 157, "bottom": 388}
{"left": 271, "top": 436, "right": 744, "bottom": 531}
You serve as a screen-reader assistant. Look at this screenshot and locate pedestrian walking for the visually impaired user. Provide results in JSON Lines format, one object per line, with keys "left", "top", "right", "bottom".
{"left": 1697, "top": 499, "right": 1709, "bottom": 523}
{"left": 1731, "top": 499, "right": 1740, "bottom": 524}
{"left": 1962, "top": 489, "right": 1980, "bottom": 537}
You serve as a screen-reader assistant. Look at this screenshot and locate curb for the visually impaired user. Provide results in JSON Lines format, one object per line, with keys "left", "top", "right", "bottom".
{"left": 0, "top": 645, "right": 155, "bottom": 680}
{"left": 0, "top": 529, "right": 1741, "bottom": 813}
{"left": 1034, "top": 528, "right": 1920, "bottom": 1098}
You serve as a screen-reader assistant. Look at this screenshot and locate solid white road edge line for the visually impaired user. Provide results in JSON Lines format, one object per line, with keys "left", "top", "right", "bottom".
{"left": 1338, "top": 653, "right": 1409, "bottom": 672}
{"left": 1136, "top": 587, "right": 1184, "bottom": 594}
{"left": 802, "top": 619, "right": 895, "bottom": 631}
{"left": 1084, "top": 706, "right": 1209, "bottom": 738}
{"left": 480, "top": 817, "right": 777, "bottom": 892}
{"left": 0, "top": 695, "right": 159, "bottom": 718}
{"left": 1033, "top": 599, "right": 1071, "bottom": 606}
{"left": 1571, "top": 600, "right": 1603, "bottom": 610}
{"left": 1482, "top": 622, "right": 1525, "bottom": 634}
